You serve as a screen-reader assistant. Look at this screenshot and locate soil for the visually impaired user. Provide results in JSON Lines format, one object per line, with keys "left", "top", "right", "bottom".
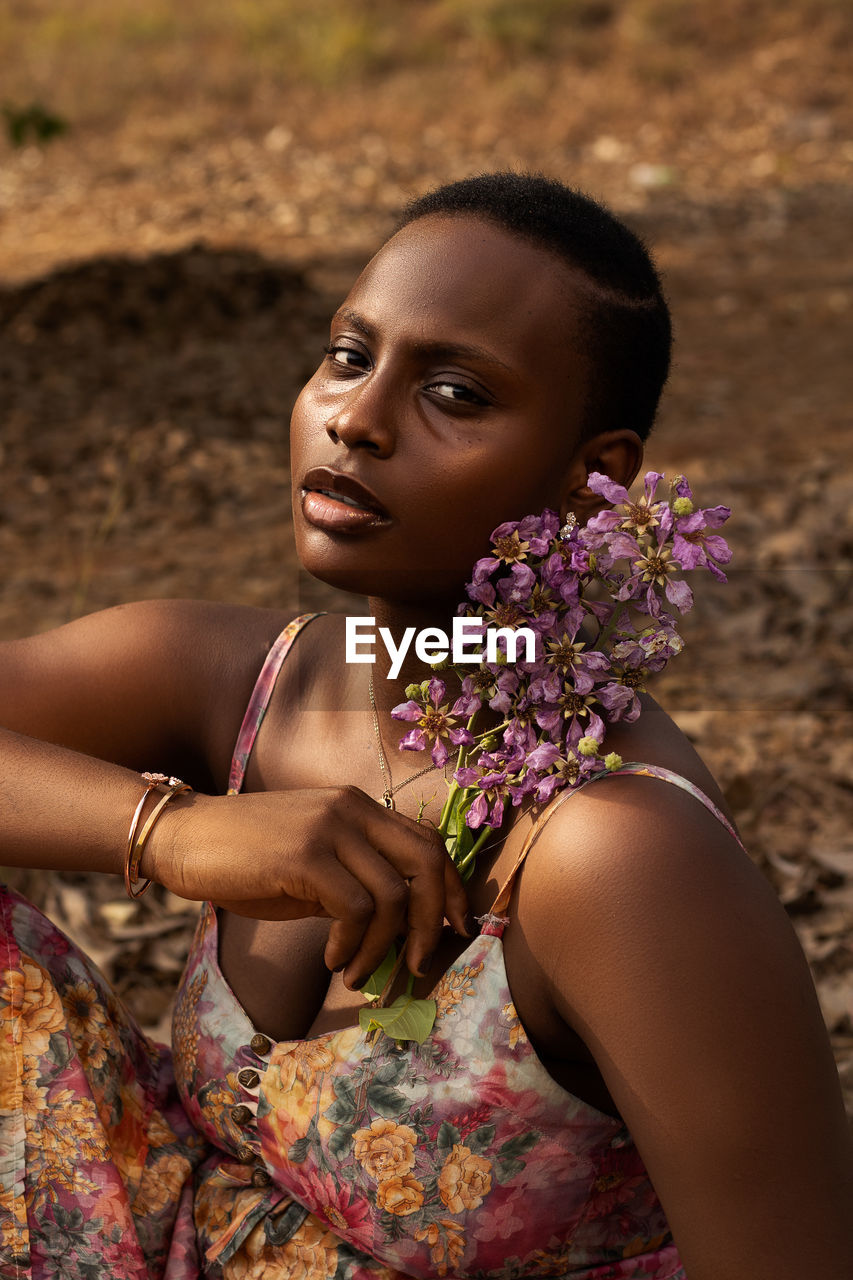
{"left": 1, "top": 3, "right": 851, "bottom": 1110}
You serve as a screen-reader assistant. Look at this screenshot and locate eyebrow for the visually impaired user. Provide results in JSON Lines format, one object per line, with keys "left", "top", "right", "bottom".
{"left": 332, "top": 307, "right": 514, "bottom": 373}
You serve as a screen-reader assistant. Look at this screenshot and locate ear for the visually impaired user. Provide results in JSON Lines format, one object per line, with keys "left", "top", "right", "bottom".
{"left": 559, "top": 430, "right": 644, "bottom": 523}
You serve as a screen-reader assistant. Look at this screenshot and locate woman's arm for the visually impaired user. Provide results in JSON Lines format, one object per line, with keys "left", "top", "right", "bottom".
{"left": 516, "top": 775, "right": 853, "bottom": 1280}
{"left": 0, "top": 598, "right": 276, "bottom": 783}
{"left": 0, "top": 601, "right": 468, "bottom": 981}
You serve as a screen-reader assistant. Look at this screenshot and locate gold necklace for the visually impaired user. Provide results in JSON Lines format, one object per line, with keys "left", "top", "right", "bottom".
{"left": 368, "top": 668, "right": 441, "bottom": 810}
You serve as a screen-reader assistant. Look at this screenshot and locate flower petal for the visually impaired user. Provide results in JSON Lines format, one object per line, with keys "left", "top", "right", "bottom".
{"left": 586, "top": 471, "right": 631, "bottom": 505}
{"left": 392, "top": 700, "right": 425, "bottom": 723}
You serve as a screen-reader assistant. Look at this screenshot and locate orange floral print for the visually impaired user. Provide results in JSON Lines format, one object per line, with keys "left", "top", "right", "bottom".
{"left": 19, "top": 1058, "right": 48, "bottom": 1113}
{"left": 290, "top": 1038, "right": 335, "bottom": 1087}
{"left": 432, "top": 962, "right": 484, "bottom": 1022}
{"left": 223, "top": 1214, "right": 340, "bottom": 1280}
{"left": 353, "top": 1118, "right": 417, "bottom": 1180}
{"left": 376, "top": 1173, "right": 425, "bottom": 1217}
{"left": 2, "top": 886, "right": 204, "bottom": 1277}
{"left": 134, "top": 1149, "right": 194, "bottom": 1215}
{"left": 172, "top": 969, "right": 206, "bottom": 1085}
{"left": 437, "top": 1143, "right": 493, "bottom": 1214}
{"left": 415, "top": 1218, "right": 466, "bottom": 1277}
{"left": 34, "top": 1090, "right": 110, "bottom": 1165}
{"left": 500, "top": 999, "right": 525, "bottom": 1049}
{"left": 2, "top": 957, "right": 66, "bottom": 1058}
{"left": 63, "top": 979, "right": 108, "bottom": 1041}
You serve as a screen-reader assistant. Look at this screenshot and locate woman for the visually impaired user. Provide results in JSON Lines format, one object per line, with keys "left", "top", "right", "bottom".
{"left": 1, "top": 174, "right": 851, "bottom": 1279}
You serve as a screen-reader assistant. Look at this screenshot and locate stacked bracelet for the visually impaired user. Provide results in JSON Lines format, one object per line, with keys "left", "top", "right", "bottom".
{"left": 124, "top": 772, "right": 192, "bottom": 899}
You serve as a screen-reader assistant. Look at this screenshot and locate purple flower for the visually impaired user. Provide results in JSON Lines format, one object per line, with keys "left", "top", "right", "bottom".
{"left": 497, "top": 562, "right": 537, "bottom": 604}
{"left": 597, "top": 680, "right": 642, "bottom": 722}
{"left": 464, "top": 770, "right": 509, "bottom": 829}
{"left": 672, "top": 506, "right": 732, "bottom": 582}
{"left": 503, "top": 707, "right": 539, "bottom": 753}
{"left": 526, "top": 741, "right": 561, "bottom": 771}
{"left": 434, "top": 473, "right": 727, "bottom": 865}
{"left": 392, "top": 699, "right": 423, "bottom": 723}
{"left": 529, "top": 747, "right": 599, "bottom": 801}
{"left": 455, "top": 666, "right": 520, "bottom": 716}
{"left": 391, "top": 679, "right": 469, "bottom": 767}
{"left": 484, "top": 523, "right": 530, "bottom": 568}
{"left": 514, "top": 510, "right": 561, "bottom": 555}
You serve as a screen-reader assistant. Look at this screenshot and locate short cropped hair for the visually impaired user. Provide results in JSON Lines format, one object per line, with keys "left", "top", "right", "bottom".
{"left": 396, "top": 172, "right": 672, "bottom": 441}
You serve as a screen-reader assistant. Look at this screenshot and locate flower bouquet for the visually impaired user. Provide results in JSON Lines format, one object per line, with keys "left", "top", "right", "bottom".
{"left": 359, "top": 471, "right": 731, "bottom": 1043}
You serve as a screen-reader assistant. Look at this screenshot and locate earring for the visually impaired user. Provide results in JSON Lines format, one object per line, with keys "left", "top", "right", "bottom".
{"left": 559, "top": 513, "right": 577, "bottom": 541}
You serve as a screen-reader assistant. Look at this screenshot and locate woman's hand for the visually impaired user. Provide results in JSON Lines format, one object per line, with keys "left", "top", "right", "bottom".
{"left": 149, "top": 785, "right": 469, "bottom": 988}
{"left": 0, "top": 603, "right": 470, "bottom": 990}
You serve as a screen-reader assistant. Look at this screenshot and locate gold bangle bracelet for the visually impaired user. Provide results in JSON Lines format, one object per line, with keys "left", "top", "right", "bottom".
{"left": 124, "top": 774, "right": 192, "bottom": 899}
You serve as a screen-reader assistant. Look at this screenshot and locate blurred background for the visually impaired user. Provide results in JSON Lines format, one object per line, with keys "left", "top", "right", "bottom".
{"left": 1, "top": 1, "right": 851, "bottom": 1106}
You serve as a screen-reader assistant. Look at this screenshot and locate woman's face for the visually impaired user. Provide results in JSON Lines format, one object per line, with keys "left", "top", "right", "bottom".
{"left": 290, "top": 213, "right": 594, "bottom": 605}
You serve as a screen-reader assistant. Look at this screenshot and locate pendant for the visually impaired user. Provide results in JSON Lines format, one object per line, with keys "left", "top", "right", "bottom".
{"left": 382, "top": 791, "right": 395, "bottom": 810}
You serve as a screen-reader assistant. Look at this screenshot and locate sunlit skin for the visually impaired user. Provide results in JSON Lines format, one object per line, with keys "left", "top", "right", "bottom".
{"left": 0, "top": 209, "right": 851, "bottom": 1280}
{"left": 291, "top": 215, "right": 640, "bottom": 616}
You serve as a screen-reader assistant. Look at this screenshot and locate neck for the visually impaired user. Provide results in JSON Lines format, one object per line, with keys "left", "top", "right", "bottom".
{"left": 362, "top": 596, "right": 463, "bottom": 701}
{"left": 354, "top": 595, "right": 504, "bottom": 761}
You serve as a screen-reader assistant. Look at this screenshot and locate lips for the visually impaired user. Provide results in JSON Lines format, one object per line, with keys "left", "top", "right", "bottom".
{"left": 300, "top": 465, "right": 391, "bottom": 532}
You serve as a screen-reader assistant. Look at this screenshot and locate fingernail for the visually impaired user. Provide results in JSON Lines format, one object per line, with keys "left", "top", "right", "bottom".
{"left": 350, "top": 974, "right": 367, "bottom": 990}
{"left": 417, "top": 953, "right": 434, "bottom": 977}
{"left": 332, "top": 964, "right": 346, "bottom": 973}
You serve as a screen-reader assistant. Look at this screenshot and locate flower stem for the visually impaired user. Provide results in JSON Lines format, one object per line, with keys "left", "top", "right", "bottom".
{"left": 438, "top": 780, "right": 460, "bottom": 836}
{"left": 456, "top": 826, "right": 494, "bottom": 876}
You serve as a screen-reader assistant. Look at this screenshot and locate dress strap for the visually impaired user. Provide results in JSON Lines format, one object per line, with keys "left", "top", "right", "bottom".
{"left": 227, "top": 614, "right": 323, "bottom": 795}
{"left": 486, "top": 761, "right": 744, "bottom": 921}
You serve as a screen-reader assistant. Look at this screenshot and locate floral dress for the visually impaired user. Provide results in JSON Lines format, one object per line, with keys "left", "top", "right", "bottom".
{"left": 172, "top": 616, "right": 744, "bottom": 1279}
{"left": 0, "top": 887, "right": 206, "bottom": 1278}
{"left": 2, "top": 615, "right": 743, "bottom": 1278}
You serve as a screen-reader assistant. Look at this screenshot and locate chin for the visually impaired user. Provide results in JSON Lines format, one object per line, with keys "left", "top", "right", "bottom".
{"left": 298, "top": 555, "right": 466, "bottom": 609}
{"left": 295, "top": 528, "right": 471, "bottom": 607}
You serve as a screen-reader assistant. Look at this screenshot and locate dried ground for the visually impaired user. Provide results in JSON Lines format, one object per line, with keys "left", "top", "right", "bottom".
{"left": 0, "top": 1, "right": 851, "bottom": 1110}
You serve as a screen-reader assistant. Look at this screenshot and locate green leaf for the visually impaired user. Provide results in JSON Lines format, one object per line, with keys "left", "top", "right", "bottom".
{"left": 359, "top": 995, "right": 437, "bottom": 1045}
{"left": 324, "top": 1074, "right": 359, "bottom": 1124}
{"left": 288, "top": 1136, "right": 310, "bottom": 1163}
{"left": 436, "top": 1120, "right": 461, "bottom": 1150}
{"left": 366, "top": 1083, "right": 409, "bottom": 1118}
{"left": 374, "top": 1055, "right": 408, "bottom": 1086}
{"left": 467, "top": 1124, "right": 496, "bottom": 1153}
{"left": 498, "top": 1130, "right": 540, "bottom": 1159}
{"left": 48, "top": 1031, "right": 72, "bottom": 1072}
{"left": 333, "top": 1075, "right": 357, "bottom": 1101}
{"left": 495, "top": 1155, "right": 525, "bottom": 1183}
{"left": 360, "top": 944, "right": 397, "bottom": 1003}
{"left": 327, "top": 1125, "right": 355, "bottom": 1159}
{"left": 324, "top": 1096, "right": 358, "bottom": 1125}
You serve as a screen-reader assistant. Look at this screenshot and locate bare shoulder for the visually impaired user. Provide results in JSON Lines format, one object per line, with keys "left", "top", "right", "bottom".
{"left": 513, "top": 751, "right": 815, "bottom": 1050}
{"left": 510, "top": 749, "right": 853, "bottom": 1277}
{"left": 0, "top": 599, "right": 293, "bottom": 784}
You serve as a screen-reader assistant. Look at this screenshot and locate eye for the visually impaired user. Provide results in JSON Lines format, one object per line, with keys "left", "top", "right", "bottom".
{"left": 426, "top": 378, "right": 490, "bottom": 407}
{"left": 323, "top": 342, "right": 370, "bottom": 372}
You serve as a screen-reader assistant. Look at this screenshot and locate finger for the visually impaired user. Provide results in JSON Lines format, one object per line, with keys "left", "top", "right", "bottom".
{"left": 365, "top": 817, "right": 455, "bottom": 977}
{"left": 220, "top": 847, "right": 375, "bottom": 967}
{"left": 442, "top": 856, "right": 472, "bottom": 938}
{"left": 331, "top": 836, "right": 411, "bottom": 986}
{"left": 378, "top": 809, "right": 472, "bottom": 937}
{"left": 212, "top": 896, "right": 330, "bottom": 921}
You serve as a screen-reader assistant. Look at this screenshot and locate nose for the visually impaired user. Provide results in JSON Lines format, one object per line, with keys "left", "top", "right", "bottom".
{"left": 325, "top": 370, "right": 396, "bottom": 457}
